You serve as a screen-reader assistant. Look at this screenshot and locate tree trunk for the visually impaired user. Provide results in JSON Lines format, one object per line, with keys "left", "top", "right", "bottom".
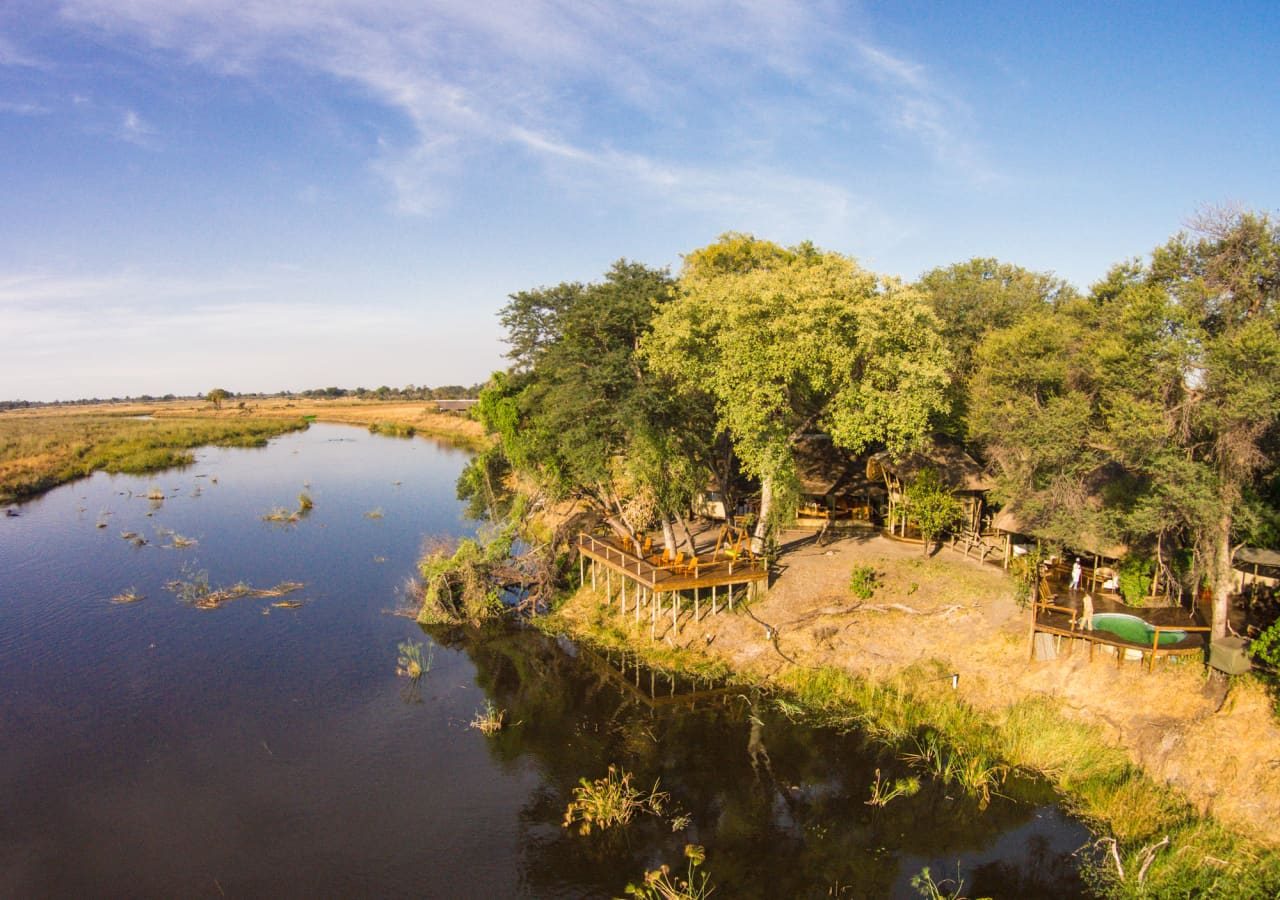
{"left": 751, "top": 475, "right": 774, "bottom": 556}
{"left": 1209, "top": 510, "right": 1233, "bottom": 640}
{"left": 661, "top": 518, "right": 677, "bottom": 557}
{"left": 676, "top": 512, "right": 696, "bottom": 553}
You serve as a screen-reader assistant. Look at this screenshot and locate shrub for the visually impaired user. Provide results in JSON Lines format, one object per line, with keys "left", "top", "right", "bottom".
{"left": 849, "top": 565, "right": 878, "bottom": 600}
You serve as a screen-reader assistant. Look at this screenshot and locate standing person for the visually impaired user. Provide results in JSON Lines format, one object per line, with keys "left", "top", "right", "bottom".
{"left": 1070, "top": 558, "right": 1082, "bottom": 591}
{"left": 1080, "top": 593, "right": 1095, "bottom": 631}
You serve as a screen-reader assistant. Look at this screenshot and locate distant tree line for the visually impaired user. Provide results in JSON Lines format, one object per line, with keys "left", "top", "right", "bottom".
{"left": 1, "top": 383, "right": 484, "bottom": 410}
{"left": 295, "top": 384, "right": 483, "bottom": 400}
{"left": 465, "top": 210, "right": 1280, "bottom": 639}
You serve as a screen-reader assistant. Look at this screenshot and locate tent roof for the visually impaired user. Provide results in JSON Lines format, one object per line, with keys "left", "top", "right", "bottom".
{"left": 1235, "top": 547, "right": 1280, "bottom": 569}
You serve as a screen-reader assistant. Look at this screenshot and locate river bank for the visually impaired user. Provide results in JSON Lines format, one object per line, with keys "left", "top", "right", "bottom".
{"left": 543, "top": 530, "right": 1280, "bottom": 897}
{"left": 0, "top": 398, "right": 487, "bottom": 504}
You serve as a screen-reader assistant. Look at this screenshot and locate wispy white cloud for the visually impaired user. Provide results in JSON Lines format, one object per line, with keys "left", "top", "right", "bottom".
{"left": 118, "top": 107, "right": 158, "bottom": 147}
{"left": 0, "top": 99, "right": 49, "bottom": 116}
{"left": 50, "top": 1, "right": 993, "bottom": 222}
{"left": 0, "top": 32, "right": 46, "bottom": 68}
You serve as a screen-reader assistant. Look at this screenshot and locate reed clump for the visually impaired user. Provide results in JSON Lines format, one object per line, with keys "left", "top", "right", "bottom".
{"left": 396, "top": 640, "right": 434, "bottom": 680}
{"left": 562, "top": 764, "right": 669, "bottom": 835}
{"left": 368, "top": 421, "right": 416, "bottom": 438}
{"left": 625, "top": 844, "right": 715, "bottom": 900}
{"left": 469, "top": 699, "right": 507, "bottom": 735}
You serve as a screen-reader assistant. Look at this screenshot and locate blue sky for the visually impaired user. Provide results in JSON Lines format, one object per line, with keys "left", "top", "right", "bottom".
{"left": 2, "top": 1, "right": 1277, "bottom": 401}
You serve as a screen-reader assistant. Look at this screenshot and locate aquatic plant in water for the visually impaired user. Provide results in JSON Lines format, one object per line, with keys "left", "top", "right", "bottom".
{"left": 396, "top": 640, "right": 434, "bottom": 680}
{"left": 470, "top": 700, "right": 507, "bottom": 735}
{"left": 562, "top": 764, "right": 669, "bottom": 835}
{"left": 865, "top": 767, "right": 920, "bottom": 807}
{"left": 910, "top": 866, "right": 971, "bottom": 900}
{"left": 626, "top": 844, "right": 715, "bottom": 899}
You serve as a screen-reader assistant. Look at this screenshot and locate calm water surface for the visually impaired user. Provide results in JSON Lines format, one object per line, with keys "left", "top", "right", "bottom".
{"left": 0, "top": 424, "right": 1091, "bottom": 897}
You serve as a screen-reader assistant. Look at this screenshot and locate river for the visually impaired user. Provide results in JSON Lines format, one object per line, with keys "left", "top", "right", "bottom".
{"left": 0, "top": 423, "right": 1091, "bottom": 897}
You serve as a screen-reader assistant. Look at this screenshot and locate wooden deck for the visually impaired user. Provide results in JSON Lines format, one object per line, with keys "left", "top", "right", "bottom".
{"left": 577, "top": 533, "right": 768, "bottom": 592}
{"left": 1030, "top": 588, "right": 1210, "bottom": 672}
{"left": 576, "top": 533, "right": 769, "bottom": 638}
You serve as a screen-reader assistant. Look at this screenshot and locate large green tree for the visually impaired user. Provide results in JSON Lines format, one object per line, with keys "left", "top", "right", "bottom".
{"left": 475, "top": 260, "right": 717, "bottom": 551}
{"left": 970, "top": 211, "right": 1280, "bottom": 636}
{"left": 916, "top": 258, "right": 1074, "bottom": 439}
{"left": 644, "top": 234, "right": 950, "bottom": 555}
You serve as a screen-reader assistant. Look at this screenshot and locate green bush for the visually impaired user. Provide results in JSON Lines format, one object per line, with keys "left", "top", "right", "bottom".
{"left": 849, "top": 565, "right": 878, "bottom": 600}
{"left": 1117, "top": 556, "right": 1154, "bottom": 605}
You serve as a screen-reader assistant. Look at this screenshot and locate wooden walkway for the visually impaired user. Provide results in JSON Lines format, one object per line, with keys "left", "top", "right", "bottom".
{"left": 577, "top": 533, "right": 768, "bottom": 639}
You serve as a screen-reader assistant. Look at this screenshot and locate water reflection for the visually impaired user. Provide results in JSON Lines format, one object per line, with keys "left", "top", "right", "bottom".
{"left": 0, "top": 423, "right": 1089, "bottom": 898}
{"left": 438, "top": 626, "right": 1090, "bottom": 898}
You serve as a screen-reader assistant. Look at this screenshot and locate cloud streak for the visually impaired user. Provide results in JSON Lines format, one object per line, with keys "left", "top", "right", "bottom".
{"left": 52, "top": 0, "right": 993, "bottom": 219}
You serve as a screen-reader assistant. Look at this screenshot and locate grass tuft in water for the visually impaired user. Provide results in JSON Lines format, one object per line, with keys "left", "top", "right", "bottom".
{"left": 396, "top": 640, "right": 434, "bottom": 680}
{"left": 562, "top": 763, "right": 669, "bottom": 835}
{"left": 110, "top": 587, "right": 144, "bottom": 604}
{"left": 865, "top": 767, "right": 920, "bottom": 807}
{"left": 625, "top": 843, "right": 715, "bottom": 900}
{"left": 470, "top": 699, "right": 507, "bottom": 735}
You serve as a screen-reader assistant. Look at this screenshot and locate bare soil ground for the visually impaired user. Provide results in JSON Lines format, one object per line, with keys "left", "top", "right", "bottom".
{"left": 565, "top": 529, "right": 1280, "bottom": 845}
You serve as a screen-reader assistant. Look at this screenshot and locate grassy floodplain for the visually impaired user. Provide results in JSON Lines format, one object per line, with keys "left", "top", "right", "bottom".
{"left": 0, "top": 405, "right": 307, "bottom": 503}
{"left": 542, "top": 591, "right": 1280, "bottom": 899}
{"left": 0, "top": 398, "right": 489, "bottom": 504}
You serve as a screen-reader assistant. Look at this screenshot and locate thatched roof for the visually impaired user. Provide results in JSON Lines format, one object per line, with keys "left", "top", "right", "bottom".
{"left": 793, "top": 435, "right": 883, "bottom": 499}
{"left": 990, "top": 464, "right": 1130, "bottom": 559}
{"left": 866, "top": 436, "right": 994, "bottom": 493}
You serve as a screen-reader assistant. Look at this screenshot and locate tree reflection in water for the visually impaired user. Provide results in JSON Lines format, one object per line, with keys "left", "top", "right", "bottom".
{"left": 425, "top": 624, "right": 1089, "bottom": 899}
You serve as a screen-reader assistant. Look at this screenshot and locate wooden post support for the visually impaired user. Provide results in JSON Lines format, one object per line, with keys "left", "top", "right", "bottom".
{"left": 621, "top": 576, "right": 627, "bottom": 614}
{"left": 694, "top": 587, "right": 700, "bottom": 623}
{"left": 636, "top": 587, "right": 642, "bottom": 625}
{"left": 672, "top": 593, "right": 679, "bottom": 634}
{"left": 712, "top": 584, "right": 718, "bottom": 615}
{"left": 606, "top": 568, "right": 612, "bottom": 602}
{"left": 579, "top": 554, "right": 584, "bottom": 586}
{"left": 591, "top": 559, "right": 597, "bottom": 593}
{"left": 651, "top": 591, "right": 658, "bottom": 640}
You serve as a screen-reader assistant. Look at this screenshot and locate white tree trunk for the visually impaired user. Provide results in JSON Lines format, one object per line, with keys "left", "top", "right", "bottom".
{"left": 751, "top": 475, "right": 774, "bottom": 556}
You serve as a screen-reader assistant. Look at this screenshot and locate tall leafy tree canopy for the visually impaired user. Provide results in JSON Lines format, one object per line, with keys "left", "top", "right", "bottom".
{"left": 644, "top": 234, "right": 950, "bottom": 551}
{"left": 970, "top": 210, "right": 1280, "bottom": 634}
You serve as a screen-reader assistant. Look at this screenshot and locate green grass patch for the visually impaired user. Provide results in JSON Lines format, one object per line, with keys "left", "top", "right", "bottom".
{"left": 0, "top": 414, "right": 307, "bottom": 503}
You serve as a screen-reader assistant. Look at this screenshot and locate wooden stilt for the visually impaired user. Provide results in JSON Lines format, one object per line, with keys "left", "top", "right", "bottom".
{"left": 694, "top": 587, "right": 700, "bottom": 623}
{"left": 579, "top": 555, "right": 584, "bottom": 586}
{"left": 651, "top": 591, "right": 658, "bottom": 640}
{"left": 591, "top": 559, "right": 597, "bottom": 593}
{"left": 672, "top": 593, "right": 679, "bottom": 634}
{"left": 712, "top": 584, "right": 718, "bottom": 615}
